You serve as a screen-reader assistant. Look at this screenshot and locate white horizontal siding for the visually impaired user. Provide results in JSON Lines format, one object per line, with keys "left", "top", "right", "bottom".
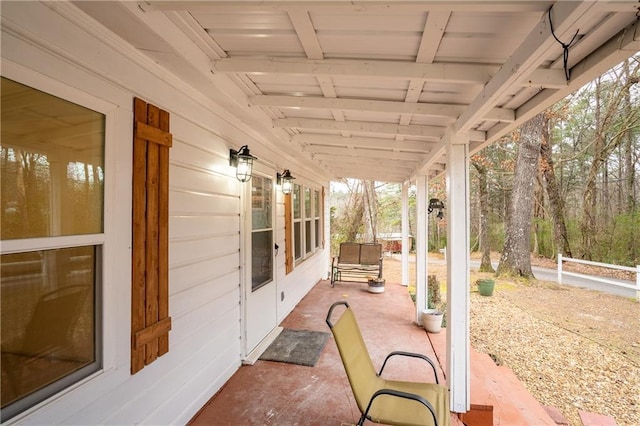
{"left": 1, "top": 2, "right": 329, "bottom": 425}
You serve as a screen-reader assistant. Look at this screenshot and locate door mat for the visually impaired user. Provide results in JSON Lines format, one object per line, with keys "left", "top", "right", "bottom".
{"left": 259, "top": 329, "right": 330, "bottom": 367}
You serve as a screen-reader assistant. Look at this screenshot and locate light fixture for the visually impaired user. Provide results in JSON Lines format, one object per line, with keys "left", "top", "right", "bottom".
{"left": 277, "top": 169, "right": 295, "bottom": 195}
{"left": 428, "top": 198, "right": 445, "bottom": 219}
{"left": 229, "top": 145, "right": 257, "bottom": 183}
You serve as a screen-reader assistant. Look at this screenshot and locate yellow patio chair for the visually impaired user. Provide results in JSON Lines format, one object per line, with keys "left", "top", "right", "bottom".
{"left": 326, "top": 301, "right": 450, "bottom": 426}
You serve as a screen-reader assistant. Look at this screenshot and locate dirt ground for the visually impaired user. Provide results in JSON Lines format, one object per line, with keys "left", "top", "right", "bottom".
{"left": 381, "top": 253, "right": 640, "bottom": 426}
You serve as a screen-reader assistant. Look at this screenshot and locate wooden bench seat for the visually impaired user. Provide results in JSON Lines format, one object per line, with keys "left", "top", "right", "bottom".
{"left": 331, "top": 242, "right": 383, "bottom": 286}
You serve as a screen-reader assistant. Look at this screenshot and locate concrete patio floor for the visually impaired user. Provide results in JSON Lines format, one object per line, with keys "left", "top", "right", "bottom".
{"left": 189, "top": 279, "right": 556, "bottom": 425}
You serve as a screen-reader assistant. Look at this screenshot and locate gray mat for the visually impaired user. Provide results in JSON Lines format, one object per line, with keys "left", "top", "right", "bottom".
{"left": 259, "top": 329, "right": 330, "bottom": 367}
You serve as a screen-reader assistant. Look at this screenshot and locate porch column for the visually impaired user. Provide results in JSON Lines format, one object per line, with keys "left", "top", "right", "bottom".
{"left": 415, "top": 175, "right": 428, "bottom": 324}
{"left": 401, "top": 180, "right": 410, "bottom": 286}
{"left": 446, "top": 131, "right": 471, "bottom": 412}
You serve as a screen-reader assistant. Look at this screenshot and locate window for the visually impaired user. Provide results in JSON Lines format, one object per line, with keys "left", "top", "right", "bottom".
{"left": 1, "top": 77, "right": 104, "bottom": 421}
{"left": 287, "top": 182, "right": 324, "bottom": 270}
{"left": 251, "top": 176, "right": 273, "bottom": 290}
{"left": 304, "top": 188, "right": 312, "bottom": 254}
{"left": 292, "top": 184, "right": 302, "bottom": 261}
{"left": 314, "top": 190, "right": 322, "bottom": 249}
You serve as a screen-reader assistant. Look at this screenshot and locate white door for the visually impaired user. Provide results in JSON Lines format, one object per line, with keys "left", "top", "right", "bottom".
{"left": 244, "top": 173, "right": 277, "bottom": 353}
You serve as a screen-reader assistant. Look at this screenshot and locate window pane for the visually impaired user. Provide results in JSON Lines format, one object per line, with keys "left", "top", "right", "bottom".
{"left": 293, "top": 184, "right": 301, "bottom": 219}
{"left": 251, "top": 176, "right": 273, "bottom": 291}
{"left": 251, "top": 176, "right": 272, "bottom": 230}
{"left": 1, "top": 246, "right": 99, "bottom": 415}
{"left": 305, "top": 220, "right": 312, "bottom": 254}
{"left": 314, "top": 190, "right": 320, "bottom": 217}
{"left": 1, "top": 78, "right": 105, "bottom": 240}
{"left": 294, "top": 222, "right": 302, "bottom": 260}
{"left": 304, "top": 188, "right": 311, "bottom": 218}
{"left": 315, "top": 219, "right": 321, "bottom": 249}
{"left": 251, "top": 230, "right": 272, "bottom": 291}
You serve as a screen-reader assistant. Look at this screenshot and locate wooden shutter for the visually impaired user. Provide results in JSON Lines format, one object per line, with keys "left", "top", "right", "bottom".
{"left": 131, "top": 97, "right": 172, "bottom": 374}
{"left": 284, "top": 193, "right": 294, "bottom": 274}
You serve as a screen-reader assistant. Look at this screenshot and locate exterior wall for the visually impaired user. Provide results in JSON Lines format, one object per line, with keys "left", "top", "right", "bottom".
{"left": 1, "top": 2, "right": 328, "bottom": 424}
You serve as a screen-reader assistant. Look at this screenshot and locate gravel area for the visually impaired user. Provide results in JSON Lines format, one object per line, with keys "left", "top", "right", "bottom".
{"left": 470, "top": 280, "right": 640, "bottom": 426}
{"left": 382, "top": 255, "right": 640, "bottom": 426}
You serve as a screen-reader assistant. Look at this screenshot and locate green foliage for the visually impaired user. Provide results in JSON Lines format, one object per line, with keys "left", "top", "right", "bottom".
{"left": 591, "top": 211, "right": 640, "bottom": 266}
{"left": 532, "top": 218, "right": 555, "bottom": 258}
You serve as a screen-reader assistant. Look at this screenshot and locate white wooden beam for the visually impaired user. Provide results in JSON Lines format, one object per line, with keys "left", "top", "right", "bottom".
{"left": 287, "top": 7, "right": 323, "bottom": 60}
{"left": 276, "top": 117, "right": 445, "bottom": 139}
{"left": 455, "top": 1, "right": 597, "bottom": 132}
{"left": 416, "top": 11, "right": 450, "bottom": 63}
{"left": 330, "top": 168, "right": 409, "bottom": 182}
{"left": 483, "top": 107, "right": 515, "bottom": 123}
{"left": 293, "top": 134, "right": 436, "bottom": 152}
{"left": 522, "top": 69, "right": 567, "bottom": 89}
{"left": 143, "top": 2, "right": 550, "bottom": 14}
{"left": 307, "top": 145, "right": 426, "bottom": 161}
{"left": 213, "top": 57, "right": 497, "bottom": 84}
{"left": 251, "top": 95, "right": 464, "bottom": 120}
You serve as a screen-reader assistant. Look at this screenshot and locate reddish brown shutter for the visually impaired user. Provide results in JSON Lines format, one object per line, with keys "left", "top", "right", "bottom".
{"left": 131, "top": 97, "right": 172, "bottom": 374}
{"left": 284, "top": 193, "right": 293, "bottom": 274}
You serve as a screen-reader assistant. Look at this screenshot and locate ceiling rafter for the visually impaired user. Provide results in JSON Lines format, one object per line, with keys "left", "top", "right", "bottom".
{"left": 251, "top": 95, "right": 465, "bottom": 120}
{"left": 307, "top": 145, "right": 425, "bottom": 161}
{"left": 275, "top": 117, "right": 444, "bottom": 138}
{"left": 294, "top": 134, "right": 436, "bottom": 152}
{"left": 212, "top": 57, "right": 497, "bottom": 84}
{"left": 142, "top": 2, "right": 550, "bottom": 14}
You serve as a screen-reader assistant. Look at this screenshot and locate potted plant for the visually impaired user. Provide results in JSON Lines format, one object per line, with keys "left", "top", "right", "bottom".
{"left": 421, "top": 308, "right": 444, "bottom": 333}
{"left": 367, "top": 276, "right": 385, "bottom": 293}
{"left": 476, "top": 278, "right": 495, "bottom": 296}
{"left": 422, "top": 275, "right": 444, "bottom": 332}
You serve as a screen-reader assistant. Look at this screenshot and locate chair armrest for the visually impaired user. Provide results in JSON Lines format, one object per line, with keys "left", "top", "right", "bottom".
{"left": 378, "top": 351, "right": 439, "bottom": 384}
{"left": 362, "top": 388, "right": 439, "bottom": 426}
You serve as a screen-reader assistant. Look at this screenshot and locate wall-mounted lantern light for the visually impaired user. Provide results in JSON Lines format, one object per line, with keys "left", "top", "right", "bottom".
{"left": 229, "top": 145, "right": 257, "bottom": 183}
{"left": 277, "top": 169, "right": 295, "bottom": 195}
{"left": 428, "top": 198, "right": 445, "bottom": 219}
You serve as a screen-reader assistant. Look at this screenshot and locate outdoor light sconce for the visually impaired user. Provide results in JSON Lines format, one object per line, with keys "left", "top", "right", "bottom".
{"left": 277, "top": 169, "right": 295, "bottom": 195}
{"left": 229, "top": 145, "right": 257, "bottom": 183}
{"left": 428, "top": 198, "right": 445, "bottom": 220}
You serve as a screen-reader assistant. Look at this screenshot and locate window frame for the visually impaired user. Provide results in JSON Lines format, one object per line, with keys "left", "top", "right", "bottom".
{"left": 289, "top": 181, "right": 323, "bottom": 269}
{"left": 0, "top": 64, "right": 118, "bottom": 421}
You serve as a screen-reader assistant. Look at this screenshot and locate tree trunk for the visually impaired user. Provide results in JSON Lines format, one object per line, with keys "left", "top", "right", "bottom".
{"left": 363, "top": 180, "right": 377, "bottom": 242}
{"left": 472, "top": 161, "right": 494, "bottom": 272}
{"left": 496, "top": 114, "right": 544, "bottom": 278}
{"left": 540, "top": 113, "right": 573, "bottom": 258}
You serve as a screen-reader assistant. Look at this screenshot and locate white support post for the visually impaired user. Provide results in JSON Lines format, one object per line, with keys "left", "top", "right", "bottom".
{"left": 415, "top": 175, "right": 428, "bottom": 324}
{"left": 401, "top": 181, "right": 410, "bottom": 286}
{"left": 636, "top": 265, "right": 640, "bottom": 302}
{"left": 446, "top": 131, "right": 470, "bottom": 413}
{"left": 558, "top": 253, "right": 563, "bottom": 284}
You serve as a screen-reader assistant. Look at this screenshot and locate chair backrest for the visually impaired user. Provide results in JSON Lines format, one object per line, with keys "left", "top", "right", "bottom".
{"left": 326, "top": 302, "right": 381, "bottom": 414}
{"left": 359, "top": 243, "right": 381, "bottom": 265}
{"left": 338, "top": 242, "right": 361, "bottom": 264}
{"left": 23, "top": 285, "right": 88, "bottom": 355}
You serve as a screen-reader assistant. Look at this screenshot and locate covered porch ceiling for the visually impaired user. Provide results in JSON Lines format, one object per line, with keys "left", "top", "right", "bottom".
{"left": 77, "top": 1, "right": 640, "bottom": 182}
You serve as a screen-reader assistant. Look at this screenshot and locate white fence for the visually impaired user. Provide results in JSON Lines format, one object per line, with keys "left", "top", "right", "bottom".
{"left": 557, "top": 254, "right": 640, "bottom": 301}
